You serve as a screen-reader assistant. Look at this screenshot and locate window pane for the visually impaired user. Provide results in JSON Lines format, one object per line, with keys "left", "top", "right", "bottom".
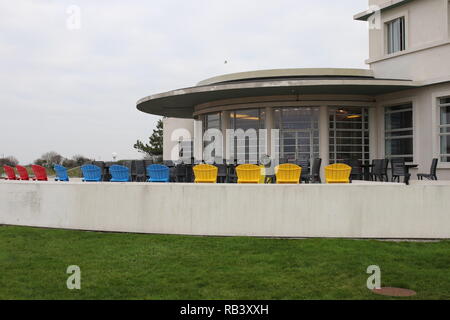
{"left": 440, "top": 105, "right": 450, "bottom": 126}
{"left": 441, "top": 135, "right": 450, "bottom": 156}
{"left": 384, "top": 103, "right": 413, "bottom": 160}
{"left": 387, "top": 17, "right": 405, "bottom": 54}
{"left": 440, "top": 97, "right": 450, "bottom": 105}
{"left": 385, "top": 111, "right": 412, "bottom": 131}
{"left": 385, "top": 137, "right": 413, "bottom": 157}
{"left": 329, "top": 107, "right": 370, "bottom": 163}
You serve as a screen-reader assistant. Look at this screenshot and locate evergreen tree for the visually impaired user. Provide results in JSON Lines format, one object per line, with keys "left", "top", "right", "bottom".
{"left": 134, "top": 119, "right": 163, "bottom": 156}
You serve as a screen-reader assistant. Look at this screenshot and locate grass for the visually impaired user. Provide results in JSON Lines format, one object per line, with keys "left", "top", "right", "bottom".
{"left": 0, "top": 225, "right": 449, "bottom": 300}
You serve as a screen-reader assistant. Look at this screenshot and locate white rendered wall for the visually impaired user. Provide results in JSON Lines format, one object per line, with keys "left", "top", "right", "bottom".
{"left": 1, "top": 180, "right": 449, "bottom": 239}
{"left": 367, "top": 0, "right": 450, "bottom": 82}
{"left": 374, "top": 82, "right": 450, "bottom": 180}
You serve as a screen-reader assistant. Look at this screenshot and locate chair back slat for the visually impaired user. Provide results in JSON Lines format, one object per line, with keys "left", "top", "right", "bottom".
{"left": 54, "top": 165, "right": 69, "bottom": 181}
{"left": 109, "top": 165, "right": 130, "bottom": 182}
{"left": 430, "top": 158, "right": 438, "bottom": 175}
{"left": 3, "top": 165, "right": 18, "bottom": 180}
{"left": 391, "top": 158, "right": 407, "bottom": 176}
{"left": 31, "top": 165, "right": 48, "bottom": 181}
{"left": 193, "top": 164, "right": 218, "bottom": 183}
{"left": 236, "top": 164, "right": 261, "bottom": 184}
{"left": 325, "top": 163, "right": 351, "bottom": 183}
{"left": 81, "top": 164, "right": 102, "bottom": 182}
{"left": 276, "top": 164, "right": 302, "bottom": 184}
{"left": 16, "top": 165, "right": 30, "bottom": 180}
{"left": 147, "top": 164, "right": 170, "bottom": 182}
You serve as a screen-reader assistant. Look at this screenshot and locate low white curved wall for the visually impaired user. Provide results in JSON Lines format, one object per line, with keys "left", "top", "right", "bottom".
{"left": 1, "top": 180, "right": 450, "bottom": 239}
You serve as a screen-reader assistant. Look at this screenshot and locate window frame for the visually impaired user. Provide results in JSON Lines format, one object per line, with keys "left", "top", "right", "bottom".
{"left": 386, "top": 16, "right": 406, "bottom": 54}
{"left": 328, "top": 106, "right": 370, "bottom": 164}
{"left": 438, "top": 96, "right": 450, "bottom": 162}
{"left": 384, "top": 102, "right": 414, "bottom": 163}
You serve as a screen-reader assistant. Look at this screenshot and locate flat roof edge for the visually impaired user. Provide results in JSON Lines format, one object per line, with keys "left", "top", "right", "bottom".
{"left": 197, "top": 68, "right": 374, "bottom": 86}
{"left": 354, "top": 0, "right": 415, "bottom": 21}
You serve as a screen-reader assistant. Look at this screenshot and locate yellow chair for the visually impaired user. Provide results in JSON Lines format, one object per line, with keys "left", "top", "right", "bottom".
{"left": 193, "top": 164, "right": 218, "bottom": 183}
{"left": 325, "top": 163, "right": 352, "bottom": 184}
{"left": 236, "top": 164, "right": 261, "bottom": 184}
{"left": 276, "top": 163, "right": 302, "bottom": 184}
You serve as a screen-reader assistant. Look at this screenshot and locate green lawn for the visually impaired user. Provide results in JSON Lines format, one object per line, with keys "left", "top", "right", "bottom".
{"left": 0, "top": 225, "right": 449, "bottom": 300}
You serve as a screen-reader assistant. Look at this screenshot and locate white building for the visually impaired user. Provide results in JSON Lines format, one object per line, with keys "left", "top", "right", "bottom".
{"left": 137, "top": 0, "right": 450, "bottom": 180}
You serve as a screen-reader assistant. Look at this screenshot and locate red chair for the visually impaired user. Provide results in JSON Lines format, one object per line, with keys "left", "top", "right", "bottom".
{"left": 3, "top": 165, "right": 18, "bottom": 180}
{"left": 16, "top": 165, "right": 31, "bottom": 180}
{"left": 31, "top": 165, "right": 48, "bottom": 181}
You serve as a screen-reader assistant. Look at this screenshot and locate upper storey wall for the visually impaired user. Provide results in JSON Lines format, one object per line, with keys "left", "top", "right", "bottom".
{"left": 365, "top": 0, "right": 450, "bottom": 82}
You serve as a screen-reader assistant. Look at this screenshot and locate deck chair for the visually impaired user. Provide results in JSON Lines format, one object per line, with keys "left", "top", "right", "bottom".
{"left": 81, "top": 164, "right": 102, "bottom": 182}
{"left": 54, "top": 164, "right": 69, "bottom": 181}
{"left": 31, "top": 165, "right": 48, "bottom": 181}
{"left": 109, "top": 165, "right": 130, "bottom": 182}
{"left": 193, "top": 164, "right": 218, "bottom": 183}
{"left": 276, "top": 163, "right": 302, "bottom": 184}
{"left": 147, "top": 164, "right": 170, "bottom": 182}
{"left": 325, "top": 163, "right": 351, "bottom": 184}
{"left": 236, "top": 164, "right": 261, "bottom": 184}
{"left": 3, "top": 165, "right": 18, "bottom": 180}
{"left": 16, "top": 165, "right": 31, "bottom": 180}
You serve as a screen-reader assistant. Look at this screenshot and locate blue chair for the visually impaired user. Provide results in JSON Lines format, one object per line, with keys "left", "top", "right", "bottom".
{"left": 109, "top": 165, "right": 130, "bottom": 182}
{"left": 81, "top": 164, "right": 102, "bottom": 182}
{"left": 54, "top": 164, "right": 69, "bottom": 181}
{"left": 147, "top": 164, "right": 170, "bottom": 182}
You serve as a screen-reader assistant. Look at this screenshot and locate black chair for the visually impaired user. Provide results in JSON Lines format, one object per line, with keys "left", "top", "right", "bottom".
{"left": 370, "top": 159, "right": 389, "bottom": 182}
{"left": 304, "top": 158, "right": 321, "bottom": 183}
{"left": 169, "top": 166, "right": 177, "bottom": 182}
{"left": 175, "top": 164, "right": 187, "bottom": 182}
{"left": 295, "top": 159, "right": 310, "bottom": 183}
{"left": 417, "top": 158, "right": 438, "bottom": 181}
{"left": 185, "top": 164, "right": 194, "bottom": 182}
{"left": 391, "top": 158, "right": 411, "bottom": 184}
{"left": 227, "top": 164, "right": 238, "bottom": 183}
{"left": 92, "top": 161, "right": 106, "bottom": 181}
{"left": 122, "top": 161, "right": 135, "bottom": 181}
{"left": 344, "top": 159, "right": 363, "bottom": 181}
{"left": 215, "top": 164, "right": 228, "bottom": 183}
{"left": 134, "top": 160, "right": 146, "bottom": 182}
{"left": 103, "top": 161, "right": 115, "bottom": 181}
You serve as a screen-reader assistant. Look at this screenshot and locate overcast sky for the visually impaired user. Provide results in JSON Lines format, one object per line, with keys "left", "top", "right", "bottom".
{"left": 0, "top": 0, "right": 369, "bottom": 164}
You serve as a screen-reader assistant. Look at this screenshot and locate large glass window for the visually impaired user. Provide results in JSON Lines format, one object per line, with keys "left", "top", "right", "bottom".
{"left": 386, "top": 17, "right": 406, "bottom": 54}
{"left": 385, "top": 103, "right": 413, "bottom": 162}
{"left": 202, "top": 112, "right": 221, "bottom": 159}
{"left": 439, "top": 96, "right": 450, "bottom": 162}
{"left": 274, "top": 107, "right": 319, "bottom": 162}
{"left": 329, "top": 107, "right": 370, "bottom": 163}
{"left": 229, "top": 109, "right": 265, "bottom": 163}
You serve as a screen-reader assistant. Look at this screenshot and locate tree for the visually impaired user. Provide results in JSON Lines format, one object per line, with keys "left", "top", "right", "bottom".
{"left": 62, "top": 155, "right": 92, "bottom": 168}
{"left": 34, "top": 151, "right": 63, "bottom": 167}
{"left": 134, "top": 119, "right": 163, "bottom": 157}
{"left": 0, "top": 156, "right": 19, "bottom": 167}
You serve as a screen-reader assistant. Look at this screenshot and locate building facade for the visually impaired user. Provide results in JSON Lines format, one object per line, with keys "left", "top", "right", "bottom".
{"left": 137, "top": 0, "right": 450, "bottom": 179}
